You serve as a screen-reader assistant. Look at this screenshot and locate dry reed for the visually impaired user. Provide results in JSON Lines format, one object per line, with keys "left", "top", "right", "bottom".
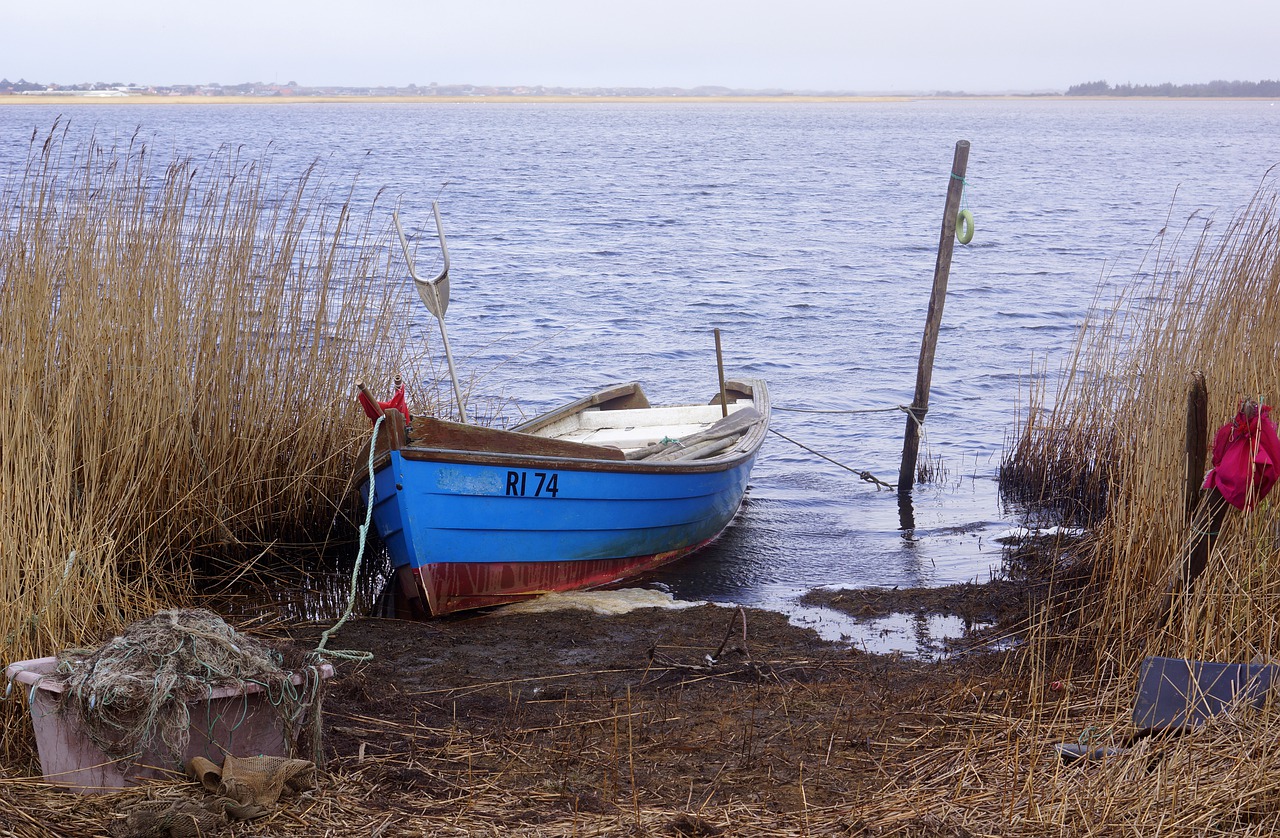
{"left": 0, "top": 124, "right": 428, "bottom": 750}
{"left": 1007, "top": 178, "right": 1280, "bottom": 665}
{"left": 963, "top": 175, "right": 1280, "bottom": 833}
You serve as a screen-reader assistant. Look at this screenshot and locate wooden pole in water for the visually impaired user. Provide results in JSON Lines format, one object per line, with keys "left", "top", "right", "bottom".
{"left": 898, "top": 139, "right": 970, "bottom": 496}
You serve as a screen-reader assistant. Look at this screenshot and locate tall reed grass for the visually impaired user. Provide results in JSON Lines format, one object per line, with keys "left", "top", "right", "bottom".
{"left": 1006, "top": 178, "right": 1280, "bottom": 667}
{"left": 939, "top": 178, "right": 1280, "bottom": 832}
{"left": 0, "top": 124, "right": 425, "bottom": 679}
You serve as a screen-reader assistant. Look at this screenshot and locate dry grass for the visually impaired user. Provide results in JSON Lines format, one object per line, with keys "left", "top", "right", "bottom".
{"left": 0, "top": 124, "right": 428, "bottom": 751}
{"left": 1005, "top": 178, "right": 1280, "bottom": 666}
{"left": 967, "top": 175, "right": 1280, "bottom": 834}
{"left": 843, "top": 681, "right": 1280, "bottom": 836}
{"left": 2, "top": 658, "right": 1278, "bottom": 837}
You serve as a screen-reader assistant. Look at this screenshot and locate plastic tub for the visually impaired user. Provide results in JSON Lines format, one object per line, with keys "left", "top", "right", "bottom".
{"left": 5, "top": 656, "right": 333, "bottom": 793}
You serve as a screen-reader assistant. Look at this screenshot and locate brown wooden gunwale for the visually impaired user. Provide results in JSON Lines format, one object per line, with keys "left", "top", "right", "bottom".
{"left": 392, "top": 439, "right": 762, "bottom": 475}
{"left": 374, "top": 378, "right": 769, "bottom": 477}
{"left": 511, "top": 381, "right": 653, "bottom": 434}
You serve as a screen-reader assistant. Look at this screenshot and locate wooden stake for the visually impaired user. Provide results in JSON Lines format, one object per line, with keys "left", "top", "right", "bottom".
{"left": 1183, "top": 371, "right": 1208, "bottom": 526}
{"left": 898, "top": 140, "right": 970, "bottom": 496}
{"left": 1163, "top": 372, "right": 1227, "bottom": 621}
{"left": 1185, "top": 371, "right": 1228, "bottom": 590}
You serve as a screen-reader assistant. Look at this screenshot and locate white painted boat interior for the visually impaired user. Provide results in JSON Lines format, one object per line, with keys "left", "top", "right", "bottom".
{"left": 537, "top": 402, "right": 749, "bottom": 452}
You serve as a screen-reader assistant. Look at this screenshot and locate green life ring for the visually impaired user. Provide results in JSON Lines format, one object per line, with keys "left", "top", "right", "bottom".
{"left": 955, "top": 209, "right": 974, "bottom": 244}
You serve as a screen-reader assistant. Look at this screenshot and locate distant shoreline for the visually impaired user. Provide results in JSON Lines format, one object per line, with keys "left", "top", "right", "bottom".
{"left": 0, "top": 94, "right": 915, "bottom": 105}
{"left": 1, "top": 94, "right": 1273, "bottom": 106}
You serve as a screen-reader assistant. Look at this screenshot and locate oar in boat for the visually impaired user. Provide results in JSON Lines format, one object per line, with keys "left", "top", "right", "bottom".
{"left": 356, "top": 381, "right": 385, "bottom": 418}
{"left": 393, "top": 202, "right": 467, "bottom": 423}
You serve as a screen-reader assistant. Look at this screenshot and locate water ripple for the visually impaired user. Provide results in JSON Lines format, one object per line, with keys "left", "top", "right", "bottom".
{"left": 6, "top": 99, "right": 1278, "bottom": 613}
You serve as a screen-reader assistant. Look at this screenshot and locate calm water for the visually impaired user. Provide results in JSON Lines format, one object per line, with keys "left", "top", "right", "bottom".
{"left": 5, "top": 100, "right": 1280, "bottom": 636}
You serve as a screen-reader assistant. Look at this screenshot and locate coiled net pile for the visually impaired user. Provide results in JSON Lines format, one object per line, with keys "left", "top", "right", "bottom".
{"left": 52, "top": 609, "right": 324, "bottom": 769}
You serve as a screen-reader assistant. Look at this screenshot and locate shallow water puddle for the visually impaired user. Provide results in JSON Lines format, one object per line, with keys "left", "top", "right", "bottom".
{"left": 499, "top": 589, "right": 990, "bottom": 660}
{"left": 847, "top": 612, "right": 991, "bottom": 657}
{"left": 783, "top": 602, "right": 991, "bottom": 658}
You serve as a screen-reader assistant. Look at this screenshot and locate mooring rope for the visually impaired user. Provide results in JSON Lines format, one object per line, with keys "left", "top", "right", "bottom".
{"left": 902, "top": 404, "right": 928, "bottom": 432}
{"left": 313, "top": 415, "right": 384, "bottom": 664}
{"left": 952, "top": 172, "right": 972, "bottom": 204}
{"left": 773, "top": 403, "right": 928, "bottom": 432}
{"left": 774, "top": 404, "right": 901, "bottom": 415}
{"left": 767, "top": 428, "right": 896, "bottom": 490}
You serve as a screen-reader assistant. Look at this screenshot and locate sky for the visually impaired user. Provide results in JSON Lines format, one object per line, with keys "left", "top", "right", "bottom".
{"left": 4, "top": 0, "right": 1279, "bottom": 93}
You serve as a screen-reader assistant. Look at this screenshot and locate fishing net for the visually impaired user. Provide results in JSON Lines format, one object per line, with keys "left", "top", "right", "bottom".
{"left": 108, "top": 755, "right": 318, "bottom": 837}
{"left": 51, "top": 608, "right": 326, "bottom": 770}
{"left": 108, "top": 799, "right": 226, "bottom": 838}
{"left": 190, "top": 753, "right": 317, "bottom": 819}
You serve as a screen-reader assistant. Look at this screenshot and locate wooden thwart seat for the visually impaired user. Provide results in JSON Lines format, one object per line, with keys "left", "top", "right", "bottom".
{"left": 627, "top": 407, "right": 763, "bottom": 461}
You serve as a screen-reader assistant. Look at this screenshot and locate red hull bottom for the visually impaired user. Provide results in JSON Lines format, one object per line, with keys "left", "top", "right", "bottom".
{"left": 391, "top": 540, "right": 714, "bottom": 617}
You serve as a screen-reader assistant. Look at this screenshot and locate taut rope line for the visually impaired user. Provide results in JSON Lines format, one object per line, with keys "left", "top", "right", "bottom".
{"left": 767, "top": 428, "right": 896, "bottom": 491}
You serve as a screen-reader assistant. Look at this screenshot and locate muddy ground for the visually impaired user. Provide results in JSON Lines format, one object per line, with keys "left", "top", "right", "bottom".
{"left": 1, "top": 582, "right": 1043, "bottom": 837}
{"left": 297, "top": 586, "right": 1026, "bottom": 834}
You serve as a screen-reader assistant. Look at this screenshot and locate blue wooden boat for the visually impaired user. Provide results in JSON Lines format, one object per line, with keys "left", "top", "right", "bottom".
{"left": 362, "top": 379, "right": 769, "bottom": 616}
{"left": 359, "top": 203, "right": 768, "bottom": 616}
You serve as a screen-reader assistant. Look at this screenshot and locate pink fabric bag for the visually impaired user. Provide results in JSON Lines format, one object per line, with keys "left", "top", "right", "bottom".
{"left": 1203, "top": 401, "right": 1280, "bottom": 511}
